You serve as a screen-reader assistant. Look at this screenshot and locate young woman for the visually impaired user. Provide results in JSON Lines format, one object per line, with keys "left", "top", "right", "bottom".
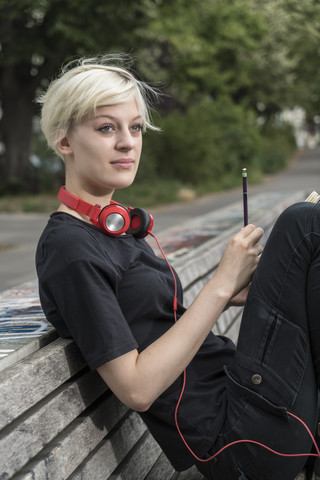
{"left": 36, "top": 54, "right": 320, "bottom": 480}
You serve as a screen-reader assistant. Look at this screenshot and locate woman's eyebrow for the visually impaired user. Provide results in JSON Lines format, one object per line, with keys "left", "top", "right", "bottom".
{"left": 94, "top": 114, "right": 143, "bottom": 122}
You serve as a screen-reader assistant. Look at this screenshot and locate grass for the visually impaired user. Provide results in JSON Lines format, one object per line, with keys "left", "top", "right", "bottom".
{"left": 0, "top": 172, "right": 264, "bottom": 213}
{"left": 0, "top": 194, "right": 60, "bottom": 213}
{"left": 0, "top": 180, "right": 191, "bottom": 213}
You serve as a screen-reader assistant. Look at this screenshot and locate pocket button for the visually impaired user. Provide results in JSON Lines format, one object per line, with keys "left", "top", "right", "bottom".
{"left": 252, "top": 374, "right": 262, "bottom": 385}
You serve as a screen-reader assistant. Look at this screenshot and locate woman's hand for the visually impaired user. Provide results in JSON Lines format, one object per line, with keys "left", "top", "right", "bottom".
{"left": 214, "top": 224, "right": 264, "bottom": 301}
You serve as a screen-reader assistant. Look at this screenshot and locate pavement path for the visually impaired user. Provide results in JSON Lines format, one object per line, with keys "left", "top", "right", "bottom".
{"left": 0, "top": 147, "right": 319, "bottom": 293}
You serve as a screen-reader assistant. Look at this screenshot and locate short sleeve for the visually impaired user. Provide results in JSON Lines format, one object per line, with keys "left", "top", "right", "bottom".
{"left": 37, "top": 223, "right": 138, "bottom": 370}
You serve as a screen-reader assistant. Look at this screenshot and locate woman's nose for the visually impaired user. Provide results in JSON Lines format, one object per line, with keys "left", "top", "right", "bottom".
{"left": 116, "top": 130, "right": 135, "bottom": 151}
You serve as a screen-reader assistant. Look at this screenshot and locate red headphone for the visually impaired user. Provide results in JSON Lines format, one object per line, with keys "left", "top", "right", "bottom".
{"left": 58, "top": 186, "right": 154, "bottom": 238}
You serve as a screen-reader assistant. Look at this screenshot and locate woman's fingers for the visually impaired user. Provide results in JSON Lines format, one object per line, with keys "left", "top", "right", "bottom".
{"left": 215, "top": 224, "right": 264, "bottom": 298}
{"left": 240, "top": 224, "right": 264, "bottom": 244}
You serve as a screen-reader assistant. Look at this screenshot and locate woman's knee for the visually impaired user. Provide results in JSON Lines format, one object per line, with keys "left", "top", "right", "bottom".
{"left": 275, "top": 201, "right": 319, "bottom": 232}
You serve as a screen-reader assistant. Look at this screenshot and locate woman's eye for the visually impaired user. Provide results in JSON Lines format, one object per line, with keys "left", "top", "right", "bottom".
{"left": 131, "top": 124, "right": 143, "bottom": 133}
{"left": 99, "top": 125, "right": 114, "bottom": 133}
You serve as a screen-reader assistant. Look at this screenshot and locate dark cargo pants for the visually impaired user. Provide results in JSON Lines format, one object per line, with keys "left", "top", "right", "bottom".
{"left": 197, "top": 202, "right": 320, "bottom": 480}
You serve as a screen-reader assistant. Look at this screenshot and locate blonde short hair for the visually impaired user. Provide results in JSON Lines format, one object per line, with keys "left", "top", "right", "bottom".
{"left": 37, "top": 54, "right": 160, "bottom": 158}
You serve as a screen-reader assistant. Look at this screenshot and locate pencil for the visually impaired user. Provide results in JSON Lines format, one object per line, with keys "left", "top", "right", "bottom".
{"left": 242, "top": 168, "right": 248, "bottom": 226}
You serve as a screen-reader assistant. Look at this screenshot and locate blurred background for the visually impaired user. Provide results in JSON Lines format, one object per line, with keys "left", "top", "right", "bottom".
{"left": 1, "top": 0, "right": 320, "bottom": 212}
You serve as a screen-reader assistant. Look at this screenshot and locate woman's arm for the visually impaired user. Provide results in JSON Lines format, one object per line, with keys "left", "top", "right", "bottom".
{"left": 97, "top": 224, "right": 264, "bottom": 411}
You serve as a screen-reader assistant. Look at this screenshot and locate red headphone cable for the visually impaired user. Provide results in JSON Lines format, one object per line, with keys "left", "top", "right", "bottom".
{"left": 148, "top": 231, "right": 178, "bottom": 316}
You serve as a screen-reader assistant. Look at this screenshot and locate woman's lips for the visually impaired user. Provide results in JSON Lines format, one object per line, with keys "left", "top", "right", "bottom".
{"left": 111, "top": 158, "right": 134, "bottom": 169}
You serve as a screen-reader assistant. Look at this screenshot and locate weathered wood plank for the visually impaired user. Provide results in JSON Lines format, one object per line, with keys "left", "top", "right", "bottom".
{"left": 0, "top": 337, "right": 86, "bottom": 429}
{"left": 0, "top": 327, "right": 58, "bottom": 373}
{"left": 0, "top": 370, "right": 107, "bottom": 477}
{"left": 69, "top": 412, "right": 148, "bottom": 480}
{"left": 177, "top": 466, "right": 205, "bottom": 479}
{"left": 144, "top": 452, "right": 178, "bottom": 480}
{"left": 108, "top": 431, "right": 162, "bottom": 480}
{"left": 12, "top": 393, "right": 129, "bottom": 480}
{"left": 0, "top": 281, "right": 54, "bottom": 370}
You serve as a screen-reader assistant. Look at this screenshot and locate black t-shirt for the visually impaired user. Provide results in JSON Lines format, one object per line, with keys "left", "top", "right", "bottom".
{"left": 36, "top": 212, "right": 235, "bottom": 470}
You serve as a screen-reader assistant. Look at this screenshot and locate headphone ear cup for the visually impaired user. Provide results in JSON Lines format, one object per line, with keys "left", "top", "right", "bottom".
{"left": 127, "top": 208, "right": 153, "bottom": 238}
{"left": 98, "top": 204, "right": 131, "bottom": 236}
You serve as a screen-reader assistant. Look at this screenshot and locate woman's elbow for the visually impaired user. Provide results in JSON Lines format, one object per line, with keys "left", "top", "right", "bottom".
{"left": 97, "top": 358, "right": 155, "bottom": 412}
{"left": 126, "top": 391, "right": 153, "bottom": 412}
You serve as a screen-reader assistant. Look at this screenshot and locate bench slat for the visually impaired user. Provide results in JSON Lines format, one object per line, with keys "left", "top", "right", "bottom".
{"left": 12, "top": 392, "right": 129, "bottom": 479}
{"left": 0, "top": 338, "right": 85, "bottom": 429}
{"left": 177, "top": 466, "right": 205, "bottom": 479}
{"left": 145, "top": 452, "right": 178, "bottom": 480}
{"left": 0, "top": 328, "right": 58, "bottom": 373}
{"left": 0, "top": 370, "right": 107, "bottom": 477}
{"left": 69, "top": 412, "right": 148, "bottom": 480}
{"left": 109, "top": 431, "right": 162, "bottom": 480}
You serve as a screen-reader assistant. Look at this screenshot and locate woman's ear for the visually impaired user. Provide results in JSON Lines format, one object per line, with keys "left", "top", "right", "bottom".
{"left": 56, "top": 133, "right": 73, "bottom": 156}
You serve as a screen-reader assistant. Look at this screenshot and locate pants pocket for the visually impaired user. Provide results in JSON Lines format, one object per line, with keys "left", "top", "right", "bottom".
{"left": 235, "top": 295, "right": 309, "bottom": 407}
{"left": 223, "top": 366, "right": 313, "bottom": 480}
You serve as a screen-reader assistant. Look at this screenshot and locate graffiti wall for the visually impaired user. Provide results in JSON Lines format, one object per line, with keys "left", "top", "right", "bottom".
{"left": 0, "top": 280, "right": 53, "bottom": 369}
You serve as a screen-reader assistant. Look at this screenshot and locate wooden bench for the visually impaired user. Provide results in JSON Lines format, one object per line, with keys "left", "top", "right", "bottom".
{"left": 0, "top": 191, "right": 307, "bottom": 480}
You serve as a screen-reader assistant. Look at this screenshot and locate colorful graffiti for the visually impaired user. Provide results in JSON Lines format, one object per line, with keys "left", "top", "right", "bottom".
{"left": 0, "top": 280, "right": 53, "bottom": 365}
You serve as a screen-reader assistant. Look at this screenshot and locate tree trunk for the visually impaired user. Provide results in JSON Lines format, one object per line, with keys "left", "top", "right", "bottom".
{"left": 0, "top": 64, "right": 37, "bottom": 191}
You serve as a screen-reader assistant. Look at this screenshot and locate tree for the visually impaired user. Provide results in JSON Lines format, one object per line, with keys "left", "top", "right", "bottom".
{"left": 1, "top": 0, "right": 320, "bottom": 192}
{"left": 0, "top": 0, "right": 148, "bottom": 191}
{"left": 245, "top": 0, "right": 320, "bottom": 124}
{"left": 137, "top": 0, "right": 320, "bottom": 123}
{"left": 135, "top": 0, "right": 267, "bottom": 108}
{"left": 280, "top": 0, "right": 320, "bottom": 131}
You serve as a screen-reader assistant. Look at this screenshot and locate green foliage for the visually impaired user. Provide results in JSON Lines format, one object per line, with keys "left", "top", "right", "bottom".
{"left": 113, "top": 179, "right": 184, "bottom": 208}
{"left": 258, "top": 123, "right": 297, "bottom": 174}
{"left": 30, "top": 135, "right": 65, "bottom": 192}
{"left": 0, "top": 193, "right": 59, "bottom": 212}
{"left": 0, "top": 0, "right": 147, "bottom": 64}
{"left": 1, "top": 0, "right": 318, "bottom": 198}
{"left": 142, "top": 96, "right": 262, "bottom": 186}
{"left": 136, "top": 0, "right": 267, "bottom": 105}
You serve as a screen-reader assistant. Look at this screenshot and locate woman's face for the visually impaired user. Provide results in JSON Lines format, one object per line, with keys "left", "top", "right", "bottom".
{"left": 61, "top": 97, "right": 143, "bottom": 198}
